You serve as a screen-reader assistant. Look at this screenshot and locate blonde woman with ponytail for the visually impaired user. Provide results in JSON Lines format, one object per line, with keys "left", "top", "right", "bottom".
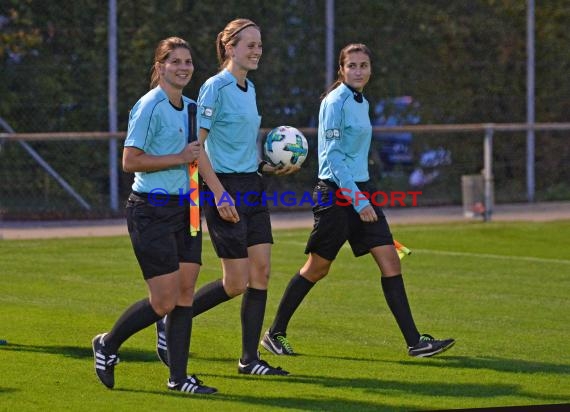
{"left": 155, "top": 19, "right": 293, "bottom": 377}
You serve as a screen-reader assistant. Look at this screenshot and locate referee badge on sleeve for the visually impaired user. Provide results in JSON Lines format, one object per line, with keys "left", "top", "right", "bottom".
{"left": 325, "top": 129, "right": 340, "bottom": 140}
{"left": 201, "top": 106, "right": 213, "bottom": 118}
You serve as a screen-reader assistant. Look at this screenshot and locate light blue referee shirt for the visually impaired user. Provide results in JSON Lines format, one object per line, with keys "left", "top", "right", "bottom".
{"left": 124, "top": 86, "right": 193, "bottom": 194}
{"left": 197, "top": 69, "right": 261, "bottom": 173}
{"left": 318, "top": 83, "right": 373, "bottom": 212}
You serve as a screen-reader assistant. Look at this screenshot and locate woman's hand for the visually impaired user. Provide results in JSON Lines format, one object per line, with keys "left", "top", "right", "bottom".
{"left": 359, "top": 205, "right": 378, "bottom": 223}
{"left": 180, "top": 141, "right": 201, "bottom": 164}
{"left": 215, "top": 192, "right": 240, "bottom": 223}
{"left": 263, "top": 163, "right": 301, "bottom": 175}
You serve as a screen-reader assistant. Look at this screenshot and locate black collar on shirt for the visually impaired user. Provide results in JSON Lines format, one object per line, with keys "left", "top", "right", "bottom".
{"left": 343, "top": 83, "right": 363, "bottom": 103}
{"left": 236, "top": 82, "right": 248, "bottom": 92}
{"left": 169, "top": 101, "right": 184, "bottom": 111}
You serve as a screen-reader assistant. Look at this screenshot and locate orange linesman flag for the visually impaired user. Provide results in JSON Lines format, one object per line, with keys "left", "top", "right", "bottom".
{"left": 394, "top": 239, "right": 411, "bottom": 260}
{"left": 189, "top": 161, "right": 200, "bottom": 236}
{"left": 188, "top": 103, "right": 200, "bottom": 237}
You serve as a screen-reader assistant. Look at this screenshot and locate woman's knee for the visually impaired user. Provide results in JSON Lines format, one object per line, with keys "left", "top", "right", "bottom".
{"left": 301, "top": 255, "right": 332, "bottom": 282}
{"left": 150, "top": 295, "right": 178, "bottom": 316}
{"left": 301, "top": 261, "right": 330, "bottom": 282}
{"left": 302, "top": 269, "right": 329, "bottom": 283}
{"left": 248, "top": 265, "right": 270, "bottom": 290}
{"left": 222, "top": 279, "right": 248, "bottom": 297}
{"left": 370, "top": 245, "right": 401, "bottom": 276}
{"left": 178, "top": 283, "right": 195, "bottom": 299}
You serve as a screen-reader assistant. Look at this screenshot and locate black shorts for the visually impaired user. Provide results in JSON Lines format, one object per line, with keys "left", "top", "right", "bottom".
{"left": 203, "top": 173, "right": 273, "bottom": 259}
{"left": 126, "top": 191, "right": 202, "bottom": 279}
{"left": 305, "top": 180, "right": 393, "bottom": 261}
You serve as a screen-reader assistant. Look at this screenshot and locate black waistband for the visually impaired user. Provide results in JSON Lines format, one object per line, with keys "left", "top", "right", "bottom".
{"left": 131, "top": 191, "right": 188, "bottom": 201}
{"left": 319, "top": 179, "right": 371, "bottom": 190}
{"left": 319, "top": 179, "right": 339, "bottom": 189}
{"left": 216, "top": 172, "right": 258, "bottom": 178}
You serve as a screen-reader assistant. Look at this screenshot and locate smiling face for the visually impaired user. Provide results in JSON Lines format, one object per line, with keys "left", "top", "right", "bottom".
{"left": 227, "top": 26, "right": 262, "bottom": 74}
{"left": 341, "top": 51, "right": 371, "bottom": 92}
{"left": 158, "top": 47, "right": 194, "bottom": 92}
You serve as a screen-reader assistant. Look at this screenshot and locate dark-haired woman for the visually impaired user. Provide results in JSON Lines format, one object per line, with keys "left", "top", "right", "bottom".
{"left": 92, "top": 37, "right": 216, "bottom": 394}
{"left": 262, "top": 43, "right": 455, "bottom": 359}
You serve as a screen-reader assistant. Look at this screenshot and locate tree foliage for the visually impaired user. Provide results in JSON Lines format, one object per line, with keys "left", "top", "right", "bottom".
{"left": 2, "top": 0, "right": 569, "bottom": 132}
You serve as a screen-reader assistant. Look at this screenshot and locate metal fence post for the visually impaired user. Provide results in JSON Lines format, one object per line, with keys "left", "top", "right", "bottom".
{"left": 108, "top": 0, "right": 119, "bottom": 211}
{"left": 526, "top": 0, "right": 535, "bottom": 203}
{"left": 483, "top": 125, "right": 494, "bottom": 221}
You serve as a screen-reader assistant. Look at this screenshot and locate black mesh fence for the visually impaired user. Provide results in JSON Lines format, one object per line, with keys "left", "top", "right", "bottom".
{"left": 3, "top": 126, "right": 567, "bottom": 220}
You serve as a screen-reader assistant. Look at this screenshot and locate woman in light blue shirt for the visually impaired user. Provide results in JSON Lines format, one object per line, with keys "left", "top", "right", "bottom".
{"left": 91, "top": 37, "right": 215, "bottom": 395}
{"left": 155, "top": 18, "right": 293, "bottom": 376}
{"left": 198, "top": 17, "right": 296, "bottom": 376}
{"left": 263, "top": 43, "right": 455, "bottom": 359}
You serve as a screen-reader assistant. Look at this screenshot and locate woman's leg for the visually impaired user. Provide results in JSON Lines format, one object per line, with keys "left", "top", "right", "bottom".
{"left": 93, "top": 270, "right": 180, "bottom": 388}
{"left": 106, "top": 271, "right": 180, "bottom": 353}
{"left": 240, "top": 243, "right": 270, "bottom": 363}
{"left": 268, "top": 252, "right": 332, "bottom": 337}
{"left": 371, "top": 244, "right": 421, "bottom": 347}
{"left": 166, "top": 262, "right": 199, "bottom": 384}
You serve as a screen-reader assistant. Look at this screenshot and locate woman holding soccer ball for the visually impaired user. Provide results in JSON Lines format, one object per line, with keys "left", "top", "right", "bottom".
{"left": 262, "top": 43, "right": 455, "bottom": 358}
{"left": 155, "top": 18, "right": 296, "bottom": 376}
{"left": 91, "top": 37, "right": 216, "bottom": 394}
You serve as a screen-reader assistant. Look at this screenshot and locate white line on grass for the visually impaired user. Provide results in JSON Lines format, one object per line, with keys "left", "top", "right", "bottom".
{"left": 414, "top": 249, "right": 570, "bottom": 265}
{"left": 276, "top": 240, "right": 570, "bottom": 265}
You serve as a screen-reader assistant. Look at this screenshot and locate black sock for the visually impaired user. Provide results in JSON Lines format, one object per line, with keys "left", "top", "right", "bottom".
{"left": 381, "top": 275, "right": 421, "bottom": 347}
{"left": 241, "top": 287, "right": 267, "bottom": 363}
{"left": 104, "top": 298, "right": 162, "bottom": 354}
{"left": 166, "top": 306, "right": 193, "bottom": 383}
{"left": 269, "top": 272, "right": 315, "bottom": 335}
{"left": 193, "top": 279, "right": 232, "bottom": 317}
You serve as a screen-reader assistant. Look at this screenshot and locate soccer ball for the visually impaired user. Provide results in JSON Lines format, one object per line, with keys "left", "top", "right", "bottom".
{"left": 264, "top": 126, "right": 308, "bottom": 167}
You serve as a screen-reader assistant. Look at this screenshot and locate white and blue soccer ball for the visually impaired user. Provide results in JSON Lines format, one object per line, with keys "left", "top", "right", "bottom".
{"left": 264, "top": 125, "right": 308, "bottom": 167}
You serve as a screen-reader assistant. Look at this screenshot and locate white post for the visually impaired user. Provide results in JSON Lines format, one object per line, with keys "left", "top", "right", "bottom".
{"left": 483, "top": 126, "right": 494, "bottom": 222}
{"left": 108, "top": 0, "right": 119, "bottom": 211}
{"left": 325, "top": 0, "right": 334, "bottom": 88}
{"left": 526, "top": 0, "right": 535, "bottom": 202}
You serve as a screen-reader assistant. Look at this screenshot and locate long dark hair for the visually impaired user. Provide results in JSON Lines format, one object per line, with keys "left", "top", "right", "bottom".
{"left": 215, "top": 18, "right": 260, "bottom": 70}
{"left": 321, "top": 43, "right": 372, "bottom": 99}
{"left": 149, "top": 37, "right": 191, "bottom": 89}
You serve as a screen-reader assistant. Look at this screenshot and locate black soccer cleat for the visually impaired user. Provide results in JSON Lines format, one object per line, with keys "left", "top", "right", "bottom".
{"left": 167, "top": 374, "right": 217, "bottom": 395}
{"left": 408, "top": 333, "right": 455, "bottom": 357}
{"left": 260, "top": 330, "right": 296, "bottom": 356}
{"left": 155, "top": 317, "right": 169, "bottom": 367}
{"left": 238, "top": 357, "right": 289, "bottom": 375}
{"left": 92, "top": 333, "right": 120, "bottom": 389}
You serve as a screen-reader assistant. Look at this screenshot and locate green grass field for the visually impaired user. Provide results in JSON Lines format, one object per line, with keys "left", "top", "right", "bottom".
{"left": 1, "top": 220, "right": 569, "bottom": 411}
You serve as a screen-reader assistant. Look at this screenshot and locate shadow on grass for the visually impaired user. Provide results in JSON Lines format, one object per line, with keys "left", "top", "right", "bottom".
{"left": 5, "top": 343, "right": 569, "bottom": 378}
{"left": 1, "top": 342, "right": 161, "bottom": 363}
{"left": 389, "top": 355, "right": 570, "bottom": 376}
{"left": 4, "top": 343, "right": 568, "bottom": 406}
{"left": 0, "top": 387, "right": 20, "bottom": 394}
{"left": 306, "top": 353, "right": 390, "bottom": 363}
{"left": 115, "top": 387, "right": 415, "bottom": 412}
{"left": 209, "top": 372, "right": 570, "bottom": 403}
{"left": 0, "top": 342, "right": 239, "bottom": 364}
{"left": 212, "top": 372, "right": 521, "bottom": 398}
